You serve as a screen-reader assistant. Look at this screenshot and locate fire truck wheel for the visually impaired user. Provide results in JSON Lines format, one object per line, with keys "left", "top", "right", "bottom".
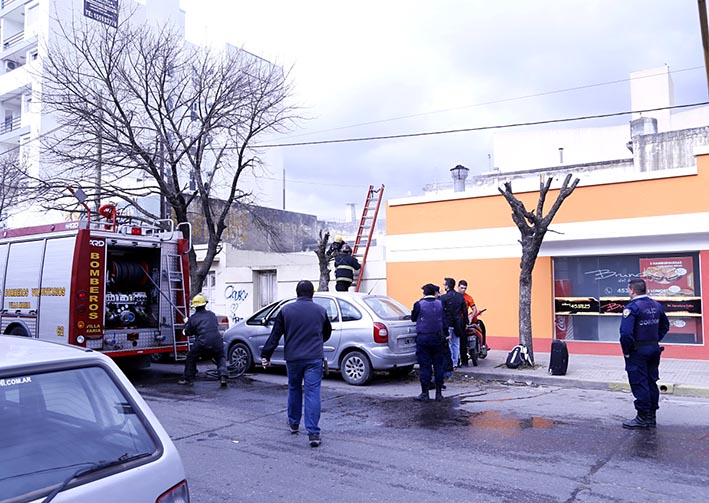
{"left": 8, "top": 326, "right": 29, "bottom": 337}
{"left": 228, "top": 342, "right": 252, "bottom": 377}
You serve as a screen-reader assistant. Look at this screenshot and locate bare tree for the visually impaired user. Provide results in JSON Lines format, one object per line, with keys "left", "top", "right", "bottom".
{"left": 33, "top": 8, "right": 299, "bottom": 294}
{"left": 0, "top": 152, "right": 32, "bottom": 226}
{"left": 499, "top": 173, "right": 579, "bottom": 364}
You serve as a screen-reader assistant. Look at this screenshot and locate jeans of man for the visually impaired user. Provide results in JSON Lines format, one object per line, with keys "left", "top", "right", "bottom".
{"left": 286, "top": 359, "right": 323, "bottom": 435}
{"left": 448, "top": 327, "right": 460, "bottom": 368}
{"left": 183, "top": 343, "right": 228, "bottom": 381}
{"left": 625, "top": 344, "right": 662, "bottom": 414}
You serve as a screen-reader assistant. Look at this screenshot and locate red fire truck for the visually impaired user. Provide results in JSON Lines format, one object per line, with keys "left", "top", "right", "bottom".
{"left": 0, "top": 206, "right": 191, "bottom": 363}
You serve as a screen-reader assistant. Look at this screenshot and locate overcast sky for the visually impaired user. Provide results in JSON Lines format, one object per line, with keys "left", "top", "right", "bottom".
{"left": 180, "top": 0, "right": 707, "bottom": 221}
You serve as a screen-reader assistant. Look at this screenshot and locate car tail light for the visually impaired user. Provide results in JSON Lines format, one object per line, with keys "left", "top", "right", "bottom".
{"left": 156, "top": 480, "right": 190, "bottom": 502}
{"left": 373, "top": 322, "right": 388, "bottom": 343}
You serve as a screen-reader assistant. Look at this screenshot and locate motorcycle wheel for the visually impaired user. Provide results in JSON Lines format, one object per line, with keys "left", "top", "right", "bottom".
{"left": 470, "top": 336, "right": 479, "bottom": 367}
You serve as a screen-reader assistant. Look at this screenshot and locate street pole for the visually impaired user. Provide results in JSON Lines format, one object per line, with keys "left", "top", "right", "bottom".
{"left": 699, "top": 0, "right": 709, "bottom": 96}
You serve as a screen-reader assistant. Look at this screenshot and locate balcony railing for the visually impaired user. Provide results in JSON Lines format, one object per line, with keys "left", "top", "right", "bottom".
{"left": 3, "top": 31, "right": 24, "bottom": 50}
{"left": 1, "top": 0, "right": 20, "bottom": 10}
{"left": 0, "top": 115, "right": 21, "bottom": 135}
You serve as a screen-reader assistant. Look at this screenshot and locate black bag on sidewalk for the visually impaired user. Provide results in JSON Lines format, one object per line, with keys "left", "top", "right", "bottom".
{"left": 548, "top": 339, "right": 569, "bottom": 375}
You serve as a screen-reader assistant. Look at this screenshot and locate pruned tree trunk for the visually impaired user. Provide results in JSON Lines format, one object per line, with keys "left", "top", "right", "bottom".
{"left": 499, "top": 173, "right": 580, "bottom": 364}
{"left": 315, "top": 230, "right": 332, "bottom": 291}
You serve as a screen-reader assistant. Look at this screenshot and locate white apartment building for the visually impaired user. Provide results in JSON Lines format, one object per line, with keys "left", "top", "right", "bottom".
{"left": 0, "top": 0, "right": 284, "bottom": 227}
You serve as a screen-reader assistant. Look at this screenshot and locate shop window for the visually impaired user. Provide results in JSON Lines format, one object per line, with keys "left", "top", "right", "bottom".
{"left": 553, "top": 253, "right": 702, "bottom": 345}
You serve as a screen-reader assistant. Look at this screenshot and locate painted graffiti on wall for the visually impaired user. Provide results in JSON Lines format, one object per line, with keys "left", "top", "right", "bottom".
{"left": 224, "top": 285, "right": 249, "bottom": 324}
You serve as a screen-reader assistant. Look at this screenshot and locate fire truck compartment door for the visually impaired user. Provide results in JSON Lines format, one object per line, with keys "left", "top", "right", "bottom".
{"left": 38, "top": 237, "right": 74, "bottom": 344}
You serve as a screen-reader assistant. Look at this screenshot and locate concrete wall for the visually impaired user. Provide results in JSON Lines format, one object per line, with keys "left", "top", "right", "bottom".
{"left": 633, "top": 126, "right": 709, "bottom": 172}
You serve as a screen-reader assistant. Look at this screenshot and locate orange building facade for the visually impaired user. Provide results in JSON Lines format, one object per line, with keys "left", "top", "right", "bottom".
{"left": 386, "top": 150, "right": 709, "bottom": 360}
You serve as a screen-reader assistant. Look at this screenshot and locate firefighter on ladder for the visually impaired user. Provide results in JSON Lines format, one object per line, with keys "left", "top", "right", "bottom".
{"left": 334, "top": 244, "right": 361, "bottom": 291}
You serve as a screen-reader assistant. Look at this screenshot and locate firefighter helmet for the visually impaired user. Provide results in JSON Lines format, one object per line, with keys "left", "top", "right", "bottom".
{"left": 342, "top": 244, "right": 352, "bottom": 254}
{"left": 334, "top": 235, "right": 344, "bottom": 243}
{"left": 190, "top": 294, "right": 208, "bottom": 308}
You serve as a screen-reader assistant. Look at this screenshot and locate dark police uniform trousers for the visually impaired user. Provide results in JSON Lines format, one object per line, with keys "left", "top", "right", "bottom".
{"left": 416, "top": 333, "right": 446, "bottom": 388}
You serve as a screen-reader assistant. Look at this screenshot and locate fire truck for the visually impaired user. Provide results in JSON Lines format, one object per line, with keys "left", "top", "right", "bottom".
{"left": 0, "top": 205, "right": 192, "bottom": 362}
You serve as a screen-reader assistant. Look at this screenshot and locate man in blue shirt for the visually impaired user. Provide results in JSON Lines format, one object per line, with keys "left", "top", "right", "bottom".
{"left": 619, "top": 278, "right": 670, "bottom": 429}
{"left": 261, "top": 280, "right": 332, "bottom": 447}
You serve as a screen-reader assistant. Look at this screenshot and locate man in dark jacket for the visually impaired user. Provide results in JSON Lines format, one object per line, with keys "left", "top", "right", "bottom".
{"left": 261, "top": 280, "right": 332, "bottom": 447}
{"left": 619, "top": 278, "right": 670, "bottom": 429}
{"left": 440, "top": 277, "right": 469, "bottom": 367}
{"left": 178, "top": 294, "right": 229, "bottom": 387}
{"left": 334, "top": 244, "right": 361, "bottom": 291}
{"left": 411, "top": 283, "right": 447, "bottom": 402}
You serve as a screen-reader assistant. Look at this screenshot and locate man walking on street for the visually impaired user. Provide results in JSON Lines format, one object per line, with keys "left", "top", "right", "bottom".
{"left": 261, "top": 280, "right": 332, "bottom": 447}
{"left": 411, "top": 283, "right": 447, "bottom": 402}
{"left": 178, "top": 294, "right": 229, "bottom": 387}
{"left": 619, "top": 278, "right": 669, "bottom": 429}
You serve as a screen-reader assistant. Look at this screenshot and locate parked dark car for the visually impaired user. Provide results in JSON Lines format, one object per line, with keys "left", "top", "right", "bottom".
{"left": 222, "top": 292, "right": 417, "bottom": 385}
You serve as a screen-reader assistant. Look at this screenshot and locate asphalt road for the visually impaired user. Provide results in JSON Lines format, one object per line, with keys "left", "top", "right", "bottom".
{"left": 130, "top": 363, "right": 709, "bottom": 503}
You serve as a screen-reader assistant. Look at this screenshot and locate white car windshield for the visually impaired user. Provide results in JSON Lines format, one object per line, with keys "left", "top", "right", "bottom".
{"left": 0, "top": 366, "right": 158, "bottom": 500}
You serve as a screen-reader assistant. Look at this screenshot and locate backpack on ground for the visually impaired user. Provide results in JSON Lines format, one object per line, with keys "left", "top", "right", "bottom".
{"left": 506, "top": 344, "right": 530, "bottom": 369}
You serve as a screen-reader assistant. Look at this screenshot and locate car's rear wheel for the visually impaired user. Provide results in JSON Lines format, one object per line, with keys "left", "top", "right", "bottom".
{"left": 341, "top": 351, "right": 372, "bottom": 385}
{"left": 228, "top": 342, "right": 252, "bottom": 377}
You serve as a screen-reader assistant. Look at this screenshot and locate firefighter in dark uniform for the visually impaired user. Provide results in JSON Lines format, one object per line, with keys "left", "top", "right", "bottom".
{"left": 178, "top": 294, "right": 229, "bottom": 388}
{"left": 619, "top": 278, "right": 669, "bottom": 429}
{"left": 334, "top": 244, "right": 361, "bottom": 291}
{"left": 411, "top": 283, "right": 447, "bottom": 401}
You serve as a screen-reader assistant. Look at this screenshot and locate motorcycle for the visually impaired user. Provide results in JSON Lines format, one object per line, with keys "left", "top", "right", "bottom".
{"left": 466, "top": 308, "right": 489, "bottom": 367}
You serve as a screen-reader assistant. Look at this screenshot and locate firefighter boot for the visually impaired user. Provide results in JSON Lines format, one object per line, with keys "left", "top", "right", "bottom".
{"left": 622, "top": 412, "right": 653, "bottom": 429}
{"left": 435, "top": 387, "right": 444, "bottom": 402}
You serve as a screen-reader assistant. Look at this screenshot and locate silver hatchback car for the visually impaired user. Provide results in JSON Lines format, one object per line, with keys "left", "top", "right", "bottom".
{"left": 223, "top": 292, "right": 417, "bottom": 385}
{"left": 0, "top": 336, "right": 189, "bottom": 503}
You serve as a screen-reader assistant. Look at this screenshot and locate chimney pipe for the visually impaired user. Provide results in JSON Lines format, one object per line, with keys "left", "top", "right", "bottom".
{"left": 450, "top": 164, "right": 469, "bottom": 192}
{"left": 558, "top": 147, "right": 564, "bottom": 164}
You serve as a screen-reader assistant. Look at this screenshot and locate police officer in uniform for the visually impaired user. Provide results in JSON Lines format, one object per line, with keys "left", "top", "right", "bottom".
{"left": 334, "top": 244, "right": 361, "bottom": 291}
{"left": 411, "top": 283, "right": 447, "bottom": 401}
{"left": 619, "top": 278, "right": 669, "bottom": 429}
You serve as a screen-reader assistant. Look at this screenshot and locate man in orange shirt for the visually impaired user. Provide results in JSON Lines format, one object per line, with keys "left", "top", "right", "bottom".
{"left": 458, "top": 280, "right": 477, "bottom": 321}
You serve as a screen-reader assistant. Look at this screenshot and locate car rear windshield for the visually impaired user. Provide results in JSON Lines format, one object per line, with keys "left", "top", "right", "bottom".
{"left": 363, "top": 296, "right": 411, "bottom": 320}
{"left": 0, "top": 365, "right": 158, "bottom": 501}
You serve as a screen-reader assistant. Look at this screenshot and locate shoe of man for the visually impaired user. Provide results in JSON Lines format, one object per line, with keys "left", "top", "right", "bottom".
{"left": 289, "top": 423, "right": 299, "bottom": 434}
{"left": 622, "top": 414, "right": 653, "bottom": 429}
{"left": 435, "top": 390, "right": 444, "bottom": 402}
{"left": 177, "top": 378, "right": 193, "bottom": 386}
{"left": 220, "top": 376, "right": 228, "bottom": 388}
{"left": 308, "top": 434, "right": 321, "bottom": 448}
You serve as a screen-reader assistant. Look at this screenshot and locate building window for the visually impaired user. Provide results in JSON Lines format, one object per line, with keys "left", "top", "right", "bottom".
{"left": 553, "top": 253, "right": 702, "bottom": 345}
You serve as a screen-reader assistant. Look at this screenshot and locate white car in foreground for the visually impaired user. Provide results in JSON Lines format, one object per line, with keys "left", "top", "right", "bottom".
{"left": 0, "top": 336, "right": 189, "bottom": 503}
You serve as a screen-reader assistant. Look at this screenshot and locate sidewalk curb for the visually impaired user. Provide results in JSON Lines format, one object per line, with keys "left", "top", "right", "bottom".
{"left": 464, "top": 369, "right": 709, "bottom": 398}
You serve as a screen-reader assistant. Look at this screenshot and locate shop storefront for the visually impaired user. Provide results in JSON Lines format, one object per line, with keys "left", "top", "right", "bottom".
{"left": 553, "top": 253, "right": 702, "bottom": 345}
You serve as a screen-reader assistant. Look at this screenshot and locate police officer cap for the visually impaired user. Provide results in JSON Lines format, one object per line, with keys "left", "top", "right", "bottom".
{"left": 421, "top": 283, "right": 436, "bottom": 296}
